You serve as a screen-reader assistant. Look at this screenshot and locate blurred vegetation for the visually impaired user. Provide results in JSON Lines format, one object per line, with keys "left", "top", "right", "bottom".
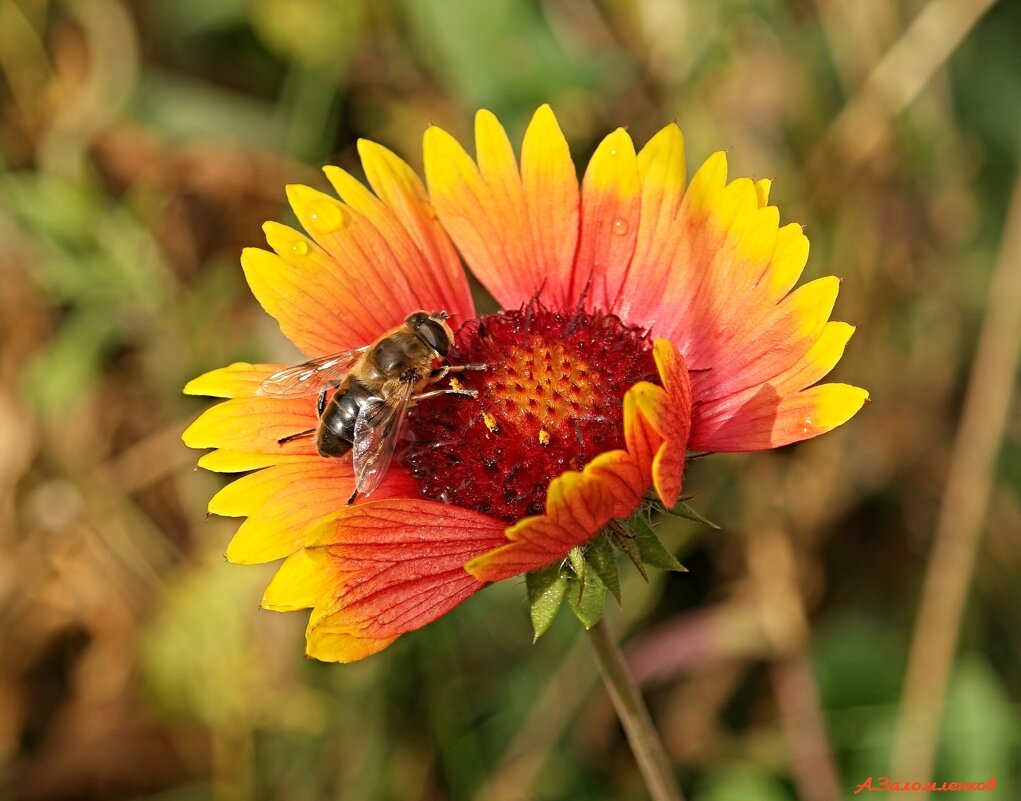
{"left": 1, "top": 0, "right": 1020, "bottom": 799}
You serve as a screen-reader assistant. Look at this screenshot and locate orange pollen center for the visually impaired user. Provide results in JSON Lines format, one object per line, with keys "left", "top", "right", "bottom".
{"left": 482, "top": 338, "right": 601, "bottom": 441}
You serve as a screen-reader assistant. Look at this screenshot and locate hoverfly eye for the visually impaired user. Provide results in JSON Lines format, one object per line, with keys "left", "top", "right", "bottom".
{"left": 415, "top": 319, "right": 451, "bottom": 356}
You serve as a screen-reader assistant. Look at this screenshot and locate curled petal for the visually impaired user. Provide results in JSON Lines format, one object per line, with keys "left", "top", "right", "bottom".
{"left": 468, "top": 338, "right": 692, "bottom": 582}
{"left": 629, "top": 340, "right": 692, "bottom": 507}
{"left": 466, "top": 460, "right": 623, "bottom": 582}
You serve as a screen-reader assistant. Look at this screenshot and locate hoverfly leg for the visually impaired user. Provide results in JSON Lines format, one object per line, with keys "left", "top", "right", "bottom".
{"left": 277, "top": 427, "right": 315, "bottom": 445}
{"left": 346, "top": 488, "right": 359, "bottom": 506}
{"left": 429, "top": 363, "right": 487, "bottom": 381}
{"left": 413, "top": 388, "right": 478, "bottom": 402}
{"left": 317, "top": 380, "right": 344, "bottom": 417}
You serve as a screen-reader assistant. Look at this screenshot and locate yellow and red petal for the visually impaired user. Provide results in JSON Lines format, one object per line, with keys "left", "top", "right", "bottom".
{"left": 284, "top": 186, "right": 448, "bottom": 335}
{"left": 281, "top": 500, "right": 507, "bottom": 662}
{"left": 243, "top": 233, "right": 374, "bottom": 357}
{"left": 677, "top": 318, "right": 861, "bottom": 453}
{"left": 245, "top": 148, "right": 474, "bottom": 358}
{"left": 261, "top": 548, "right": 339, "bottom": 612}
{"left": 424, "top": 105, "right": 579, "bottom": 309}
{"left": 661, "top": 178, "right": 772, "bottom": 356}
{"left": 596, "top": 142, "right": 863, "bottom": 451}
{"left": 357, "top": 140, "right": 473, "bottom": 319}
{"left": 197, "top": 450, "right": 310, "bottom": 473}
{"left": 759, "top": 222, "right": 810, "bottom": 302}
{"left": 184, "top": 364, "right": 311, "bottom": 471}
{"left": 688, "top": 275, "right": 840, "bottom": 405}
{"left": 519, "top": 105, "right": 581, "bottom": 306}
{"left": 183, "top": 362, "right": 282, "bottom": 398}
{"left": 305, "top": 625, "right": 399, "bottom": 663}
{"left": 614, "top": 123, "right": 687, "bottom": 322}
{"left": 323, "top": 144, "right": 474, "bottom": 330}
{"left": 571, "top": 128, "right": 641, "bottom": 310}
{"left": 215, "top": 460, "right": 418, "bottom": 565}
{"left": 775, "top": 321, "right": 857, "bottom": 393}
{"left": 182, "top": 396, "right": 318, "bottom": 458}
{"left": 692, "top": 382, "right": 868, "bottom": 451}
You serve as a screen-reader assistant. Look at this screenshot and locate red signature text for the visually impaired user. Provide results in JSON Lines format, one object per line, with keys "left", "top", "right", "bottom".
{"left": 855, "top": 777, "right": 997, "bottom": 793}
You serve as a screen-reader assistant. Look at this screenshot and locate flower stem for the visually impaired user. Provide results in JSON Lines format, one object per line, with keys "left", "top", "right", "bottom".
{"left": 586, "top": 618, "right": 685, "bottom": 801}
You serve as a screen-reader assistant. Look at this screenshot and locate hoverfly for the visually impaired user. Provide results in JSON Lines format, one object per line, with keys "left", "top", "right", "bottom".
{"left": 259, "top": 311, "right": 482, "bottom": 504}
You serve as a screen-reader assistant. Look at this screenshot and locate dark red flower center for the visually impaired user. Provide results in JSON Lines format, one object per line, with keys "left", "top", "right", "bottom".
{"left": 400, "top": 303, "right": 657, "bottom": 522}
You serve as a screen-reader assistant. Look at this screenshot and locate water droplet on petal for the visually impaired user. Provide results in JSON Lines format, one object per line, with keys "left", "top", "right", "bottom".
{"left": 802, "top": 416, "right": 813, "bottom": 434}
{"left": 307, "top": 201, "right": 343, "bottom": 234}
{"left": 291, "top": 239, "right": 309, "bottom": 256}
{"left": 612, "top": 218, "right": 630, "bottom": 235}
{"left": 610, "top": 149, "right": 618, "bottom": 156}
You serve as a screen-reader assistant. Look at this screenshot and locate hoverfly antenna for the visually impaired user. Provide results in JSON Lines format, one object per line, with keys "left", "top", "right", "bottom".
{"left": 437, "top": 310, "right": 452, "bottom": 320}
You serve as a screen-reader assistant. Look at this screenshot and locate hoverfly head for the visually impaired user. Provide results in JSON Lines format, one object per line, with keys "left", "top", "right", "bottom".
{"left": 407, "top": 311, "right": 454, "bottom": 356}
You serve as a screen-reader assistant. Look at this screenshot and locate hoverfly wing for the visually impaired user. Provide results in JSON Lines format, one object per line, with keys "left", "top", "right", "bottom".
{"left": 257, "top": 346, "right": 369, "bottom": 397}
{"left": 350, "top": 379, "right": 415, "bottom": 499}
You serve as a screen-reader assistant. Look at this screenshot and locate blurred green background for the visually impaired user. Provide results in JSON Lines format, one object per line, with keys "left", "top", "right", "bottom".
{"left": 1, "top": 0, "right": 1019, "bottom": 799}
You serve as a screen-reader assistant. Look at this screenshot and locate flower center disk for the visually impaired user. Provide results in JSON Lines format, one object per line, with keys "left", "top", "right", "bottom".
{"left": 401, "top": 303, "right": 657, "bottom": 522}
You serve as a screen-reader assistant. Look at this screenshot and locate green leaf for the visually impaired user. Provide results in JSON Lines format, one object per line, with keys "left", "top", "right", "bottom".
{"left": 525, "top": 563, "right": 568, "bottom": 641}
{"left": 567, "top": 546, "right": 586, "bottom": 579}
{"left": 666, "top": 499, "right": 721, "bottom": 529}
{"left": 585, "top": 535, "right": 621, "bottom": 604}
{"left": 566, "top": 547, "right": 607, "bottom": 629}
{"left": 632, "top": 516, "right": 688, "bottom": 572}
{"left": 609, "top": 525, "right": 648, "bottom": 581}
